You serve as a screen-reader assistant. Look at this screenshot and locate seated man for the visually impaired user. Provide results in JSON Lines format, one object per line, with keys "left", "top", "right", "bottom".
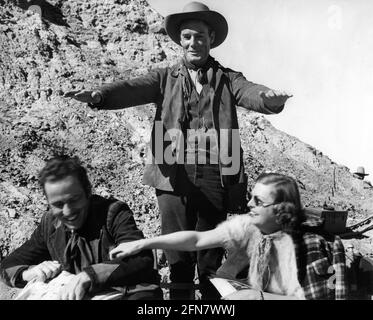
{"left": 0, "top": 156, "right": 162, "bottom": 300}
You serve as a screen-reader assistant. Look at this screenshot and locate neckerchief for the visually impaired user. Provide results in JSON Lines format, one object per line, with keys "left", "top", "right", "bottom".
{"left": 63, "top": 228, "right": 94, "bottom": 274}
{"left": 182, "top": 55, "right": 215, "bottom": 85}
{"left": 255, "top": 231, "right": 284, "bottom": 290}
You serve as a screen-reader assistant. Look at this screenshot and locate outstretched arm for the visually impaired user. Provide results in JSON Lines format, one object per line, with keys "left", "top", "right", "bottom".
{"left": 64, "top": 69, "right": 163, "bottom": 110}
{"left": 259, "top": 90, "right": 292, "bottom": 110}
{"left": 109, "top": 229, "right": 224, "bottom": 260}
{"left": 229, "top": 71, "right": 292, "bottom": 114}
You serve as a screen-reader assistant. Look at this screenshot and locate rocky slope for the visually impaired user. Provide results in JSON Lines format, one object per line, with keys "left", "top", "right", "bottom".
{"left": 1, "top": 0, "right": 372, "bottom": 299}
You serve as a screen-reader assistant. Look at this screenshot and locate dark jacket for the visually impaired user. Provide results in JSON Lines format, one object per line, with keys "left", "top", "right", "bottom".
{"left": 95, "top": 57, "right": 284, "bottom": 191}
{"left": 0, "top": 195, "right": 159, "bottom": 294}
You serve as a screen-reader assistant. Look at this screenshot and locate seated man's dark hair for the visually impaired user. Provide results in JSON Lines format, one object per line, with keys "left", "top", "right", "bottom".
{"left": 38, "top": 155, "right": 92, "bottom": 197}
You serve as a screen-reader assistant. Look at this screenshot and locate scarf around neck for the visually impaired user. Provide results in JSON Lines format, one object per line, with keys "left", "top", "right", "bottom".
{"left": 254, "top": 231, "right": 285, "bottom": 291}
{"left": 63, "top": 228, "right": 94, "bottom": 274}
{"left": 182, "top": 55, "right": 215, "bottom": 85}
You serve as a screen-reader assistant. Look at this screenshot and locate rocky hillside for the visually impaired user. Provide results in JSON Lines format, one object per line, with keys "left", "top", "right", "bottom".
{"left": 1, "top": 0, "right": 372, "bottom": 299}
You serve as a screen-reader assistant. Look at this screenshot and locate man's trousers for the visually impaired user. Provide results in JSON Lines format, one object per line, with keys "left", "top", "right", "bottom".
{"left": 156, "top": 164, "right": 227, "bottom": 300}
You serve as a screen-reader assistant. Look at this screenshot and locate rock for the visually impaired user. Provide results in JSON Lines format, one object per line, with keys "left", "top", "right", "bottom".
{"left": 0, "top": 281, "right": 21, "bottom": 300}
{"left": 0, "top": 226, "right": 7, "bottom": 240}
{"left": 7, "top": 208, "right": 17, "bottom": 219}
{"left": 95, "top": 186, "right": 111, "bottom": 198}
{"left": 0, "top": 182, "right": 29, "bottom": 203}
{"left": 86, "top": 40, "right": 101, "bottom": 49}
{"left": 149, "top": 23, "right": 166, "bottom": 34}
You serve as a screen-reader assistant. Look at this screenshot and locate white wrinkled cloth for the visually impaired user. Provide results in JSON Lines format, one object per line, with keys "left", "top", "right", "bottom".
{"left": 15, "top": 271, "right": 75, "bottom": 300}
{"left": 15, "top": 271, "right": 122, "bottom": 300}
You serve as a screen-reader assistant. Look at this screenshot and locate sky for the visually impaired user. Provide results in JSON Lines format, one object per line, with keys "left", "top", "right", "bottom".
{"left": 148, "top": 0, "right": 373, "bottom": 179}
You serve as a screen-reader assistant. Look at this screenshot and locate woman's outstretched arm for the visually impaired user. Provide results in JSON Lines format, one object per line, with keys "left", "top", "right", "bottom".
{"left": 109, "top": 229, "right": 223, "bottom": 260}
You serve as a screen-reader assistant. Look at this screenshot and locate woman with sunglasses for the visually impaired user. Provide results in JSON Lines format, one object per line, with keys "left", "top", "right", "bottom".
{"left": 110, "top": 173, "right": 348, "bottom": 300}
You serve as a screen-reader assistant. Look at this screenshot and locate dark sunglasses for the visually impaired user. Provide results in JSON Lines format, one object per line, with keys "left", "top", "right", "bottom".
{"left": 249, "top": 194, "right": 278, "bottom": 208}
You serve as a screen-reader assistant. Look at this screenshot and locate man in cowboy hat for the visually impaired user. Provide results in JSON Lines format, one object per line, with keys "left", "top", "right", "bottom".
{"left": 353, "top": 166, "right": 373, "bottom": 189}
{"left": 353, "top": 166, "right": 369, "bottom": 180}
{"left": 65, "top": 1, "right": 292, "bottom": 299}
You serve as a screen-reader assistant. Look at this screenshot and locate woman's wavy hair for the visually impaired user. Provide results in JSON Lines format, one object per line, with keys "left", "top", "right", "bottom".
{"left": 38, "top": 155, "right": 92, "bottom": 198}
{"left": 255, "top": 173, "right": 306, "bottom": 233}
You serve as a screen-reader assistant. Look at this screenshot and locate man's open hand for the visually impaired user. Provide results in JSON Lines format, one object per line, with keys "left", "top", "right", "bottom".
{"left": 22, "top": 260, "right": 62, "bottom": 283}
{"left": 64, "top": 90, "right": 102, "bottom": 104}
{"left": 259, "top": 90, "right": 293, "bottom": 108}
{"left": 58, "top": 272, "right": 92, "bottom": 300}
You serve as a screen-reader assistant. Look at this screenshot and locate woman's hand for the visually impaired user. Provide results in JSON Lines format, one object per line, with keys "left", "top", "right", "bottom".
{"left": 109, "top": 240, "right": 144, "bottom": 260}
{"left": 222, "top": 289, "right": 263, "bottom": 300}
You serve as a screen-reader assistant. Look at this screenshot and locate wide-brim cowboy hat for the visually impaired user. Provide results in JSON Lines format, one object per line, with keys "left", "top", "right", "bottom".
{"left": 354, "top": 166, "right": 369, "bottom": 176}
{"left": 165, "top": 1, "right": 228, "bottom": 49}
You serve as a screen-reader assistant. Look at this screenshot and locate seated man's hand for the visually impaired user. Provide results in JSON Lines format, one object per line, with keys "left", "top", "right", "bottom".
{"left": 222, "top": 289, "right": 263, "bottom": 300}
{"left": 58, "top": 272, "right": 91, "bottom": 300}
{"left": 22, "top": 260, "right": 62, "bottom": 283}
{"left": 259, "top": 90, "right": 292, "bottom": 108}
{"left": 64, "top": 90, "right": 102, "bottom": 104}
{"left": 109, "top": 240, "right": 143, "bottom": 260}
